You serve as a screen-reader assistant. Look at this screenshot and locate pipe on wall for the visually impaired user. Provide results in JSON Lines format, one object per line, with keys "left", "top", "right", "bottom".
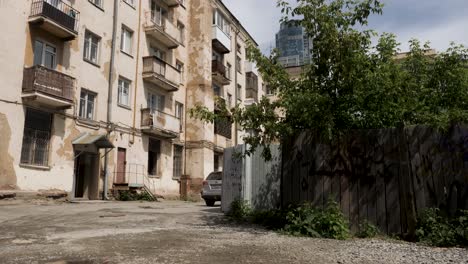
{"left": 103, "top": 0, "right": 119, "bottom": 200}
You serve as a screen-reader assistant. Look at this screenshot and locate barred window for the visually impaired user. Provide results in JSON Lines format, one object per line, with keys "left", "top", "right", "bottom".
{"left": 173, "top": 145, "right": 183, "bottom": 179}
{"left": 20, "top": 109, "right": 52, "bottom": 167}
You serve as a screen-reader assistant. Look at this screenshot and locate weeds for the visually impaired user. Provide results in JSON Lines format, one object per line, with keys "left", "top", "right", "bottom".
{"left": 118, "top": 190, "right": 156, "bottom": 201}
{"left": 416, "top": 208, "right": 468, "bottom": 247}
{"left": 356, "top": 221, "right": 379, "bottom": 238}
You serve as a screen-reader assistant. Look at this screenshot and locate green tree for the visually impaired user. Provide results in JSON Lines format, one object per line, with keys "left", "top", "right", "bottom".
{"left": 190, "top": 0, "right": 468, "bottom": 159}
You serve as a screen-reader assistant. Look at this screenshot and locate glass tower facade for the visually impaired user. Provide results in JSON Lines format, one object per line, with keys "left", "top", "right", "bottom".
{"left": 275, "top": 20, "right": 311, "bottom": 67}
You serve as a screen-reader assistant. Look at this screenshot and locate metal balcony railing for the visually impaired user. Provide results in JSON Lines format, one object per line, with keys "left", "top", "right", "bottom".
{"left": 212, "top": 60, "right": 228, "bottom": 78}
{"left": 22, "top": 65, "right": 75, "bottom": 102}
{"left": 30, "top": 0, "right": 79, "bottom": 33}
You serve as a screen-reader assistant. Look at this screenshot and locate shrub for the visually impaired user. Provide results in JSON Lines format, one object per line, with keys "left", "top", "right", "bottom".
{"left": 228, "top": 199, "right": 252, "bottom": 220}
{"left": 117, "top": 190, "right": 156, "bottom": 202}
{"left": 356, "top": 221, "right": 379, "bottom": 238}
{"left": 416, "top": 208, "right": 468, "bottom": 247}
{"left": 283, "top": 200, "right": 350, "bottom": 239}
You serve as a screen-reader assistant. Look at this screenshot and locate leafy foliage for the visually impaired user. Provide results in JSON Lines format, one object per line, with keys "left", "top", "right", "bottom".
{"left": 228, "top": 199, "right": 252, "bottom": 220}
{"left": 356, "top": 220, "right": 379, "bottom": 238}
{"left": 283, "top": 200, "right": 350, "bottom": 239}
{"left": 190, "top": 0, "right": 468, "bottom": 160}
{"left": 416, "top": 208, "right": 468, "bottom": 247}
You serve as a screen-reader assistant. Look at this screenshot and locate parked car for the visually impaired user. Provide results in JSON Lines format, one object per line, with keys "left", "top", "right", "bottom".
{"left": 201, "top": 171, "right": 222, "bottom": 206}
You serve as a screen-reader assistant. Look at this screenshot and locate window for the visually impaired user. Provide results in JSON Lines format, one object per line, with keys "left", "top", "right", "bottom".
{"left": 176, "top": 61, "right": 184, "bottom": 83}
{"left": 173, "top": 145, "right": 183, "bottom": 179}
{"left": 237, "top": 84, "right": 242, "bottom": 101}
{"left": 118, "top": 78, "right": 131, "bottom": 107}
{"left": 151, "top": 46, "right": 165, "bottom": 60}
{"left": 84, "top": 31, "right": 101, "bottom": 64}
{"left": 175, "top": 102, "right": 184, "bottom": 132}
{"left": 213, "top": 10, "right": 230, "bottom": 36}
{"left": 120, "top": 26, "right": 133, "bottom": 55}
{"left": 148, "top": 93, "right": 165, "bottom": 112}
{"left": 226, "top": 63, "right": 232, "bottom": 79}
{"left": 34, "top": 40, "right": 56, "bottom": 69}
{"left": 237, "top": 44, "right": 241, "bottom": 54}
{"left": 213, "top": 84, "right": 222, "bottom": 97}
{"left": 148, "top": 139, "right": 160, "bottom": 176}
{"left": 20, "top": 109, "right": 52, "bottom": 167}
{"left": 214, "top": 153, "right": 222, "bottom": 172}
{"left": 227, "top": 93, "right": 232, "bottom": 108}
{"left": 151, "top": 2, "right": 167, "bottom": 26}
{"left": 236, "top": 56, "right": 242, "bottom": 73}
{"left": 266, "top": 85, "right": 274, "bottom": 95}
{"left": 177, "top": 21, "right": 185, "bottom": 44}
{"left": 89, "top": 0, "right": 103, "bottom": 8}
{"left": 79, "top": 89, "right": 96, "bottom": 120}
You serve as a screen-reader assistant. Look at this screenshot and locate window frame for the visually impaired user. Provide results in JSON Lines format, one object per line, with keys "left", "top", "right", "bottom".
{"left": 173, "top": 145, "right": 184, "bottom": 179}
{"left": 117, "top": 77, "right": 131, "bottom": 108}
{"left": 176, "top": 61, "right": 184, "bottom": 83}
{"left": 33, "top": 39, "right": 57, "bottom": 69}
{"left": 88, "top": 0, "right": 103, "bottom": 9}
{"left": 83, "top": 30, "right": 101, "bottom": 65}
{"left": 175, "top": 101, "right": 184, "bottom": 132}
{"left": 120, "top": 26, "right": 134, "bottom": 56}
{"left": 20, "top": 108, "right": 53, "bottom": 168}
{"left": 79, "top": 89, "right": 97, "bottom": 120}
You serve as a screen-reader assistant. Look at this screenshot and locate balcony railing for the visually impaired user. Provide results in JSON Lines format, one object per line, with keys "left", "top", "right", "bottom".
{"left": 214, "top": 111, "right": 232, "bottom": 139}
{"left": 142, "top": 56, "right": 180, "bottom": 91}
{"left": 141, "top": 108, "right": 181, "bottom": 138}
{"left": 30, "top": 0, "right": 79, "bottom": 34}
{"left": 22, "top": 65, "right": 75, "bottom": 102}
{"left": 145, "top": 11, "right": 181, "bottom": 48}
{"left": 212, "top": 60, "right": 231, "bottom": 85}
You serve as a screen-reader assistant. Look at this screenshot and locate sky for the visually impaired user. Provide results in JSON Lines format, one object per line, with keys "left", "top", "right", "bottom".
{"left": 222, "top": 0, "right": 468, "bottom": 55}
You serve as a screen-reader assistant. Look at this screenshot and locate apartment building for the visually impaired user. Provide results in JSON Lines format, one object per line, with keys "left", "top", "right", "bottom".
{"left": 0, "top": 0, "right": 263, "bottom": 200}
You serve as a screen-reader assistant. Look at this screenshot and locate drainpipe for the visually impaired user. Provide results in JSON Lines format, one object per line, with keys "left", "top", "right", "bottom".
{"left": 131, "top": 0, "right": 143, "bottom": 144}
{"left": 233, "top": 28, "right": 240, "bottom": 146}
{"left": 103, "top": 0, "right": 119, "bottom": 200}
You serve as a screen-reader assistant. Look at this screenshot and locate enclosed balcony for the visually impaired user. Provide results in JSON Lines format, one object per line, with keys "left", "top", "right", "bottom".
{"left": 246, "top": 71, "right": 259, "bottom": 102}
{"left": 212, "top": 25, "right": 231, "bottom": 54}
{"left": 142, "top": 56, "right": 180, "bottom": 92}
{"left": 144, "top": 11, "right": 180, "bottom": 49}
{"left": 212, "top": 60, "right": 231, "bottom": 85}
{"left": 29, "top": 0, "right": 79, "bottom": 41}
{"left": 22, "top": 65, "right": 75, "bottom": 109}
{"left": 141, "top": 108, "right": 181, "bottom": 138}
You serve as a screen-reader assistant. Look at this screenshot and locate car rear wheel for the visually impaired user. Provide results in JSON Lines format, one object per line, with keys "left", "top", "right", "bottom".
{"left": 205, "top": 200, "right": 215, "bottom": 207}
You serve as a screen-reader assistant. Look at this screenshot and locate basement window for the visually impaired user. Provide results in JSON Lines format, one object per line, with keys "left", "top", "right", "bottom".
{"left": 20, "top": 108, "right": 52, "bottom": 167}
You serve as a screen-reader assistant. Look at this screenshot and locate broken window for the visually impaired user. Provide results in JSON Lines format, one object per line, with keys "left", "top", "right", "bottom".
{"left": 20, "top": 108, "right": 52, "bottom": 167}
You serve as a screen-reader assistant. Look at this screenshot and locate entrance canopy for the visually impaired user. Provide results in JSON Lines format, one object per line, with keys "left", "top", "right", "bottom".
{"left": 72, "top": 133, "right": 114, "bottom": 153}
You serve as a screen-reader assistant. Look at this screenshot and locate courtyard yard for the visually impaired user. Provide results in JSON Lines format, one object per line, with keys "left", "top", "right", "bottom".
{"left": 0, "top": 199, "right": 466, "bottom": 264}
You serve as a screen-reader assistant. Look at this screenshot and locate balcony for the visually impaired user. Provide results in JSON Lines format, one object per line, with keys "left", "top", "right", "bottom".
{"left": 144, "top": 11, "right": 181, "bottom": 49}
{"left": 142, "top": 56, "right": 180, "bottom": 92}
{"left": 212, "top": 60, "right": 231, "bottom": 85}
{"left": 29, "top": 0, "right": 79, "bottom": 41}
{"left": 246, "top": 72, "right": 259, "bottom": 102}
{"left": 141, "top": 108, "right": 181, "bottom": 138}
{"left": 214, "top": 111, "right": 232, "bottom": 139}
{"left": 161, "top": 0, "right": 182, "bottom": 7}
{"left": 212, "top": 25, "right": 231, "bottom": 54}
{"left": 22, "top": 65, "right": 75, "bottom": 109}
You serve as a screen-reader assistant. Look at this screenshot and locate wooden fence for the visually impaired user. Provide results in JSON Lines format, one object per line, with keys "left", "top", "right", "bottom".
{"left": 282, "top": 125, "right": 468, "bottom": 235}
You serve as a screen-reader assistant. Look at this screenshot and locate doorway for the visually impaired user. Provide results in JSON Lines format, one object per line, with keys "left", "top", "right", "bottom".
{"left": 116, "top": 148, "right": 127, "bottom": 183}
{"left": 74, "top": 152, "right": 99, "bottom": 199}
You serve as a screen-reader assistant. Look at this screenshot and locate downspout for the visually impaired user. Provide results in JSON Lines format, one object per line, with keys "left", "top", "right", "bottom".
{"left": 103, "top": 0, "right": 119, "bottom": 200}
{"left": 131, "top": 0, "right": 143, "bottom": 143}
{"left": 233, "top": 28, "right": 240, "bottom": 146}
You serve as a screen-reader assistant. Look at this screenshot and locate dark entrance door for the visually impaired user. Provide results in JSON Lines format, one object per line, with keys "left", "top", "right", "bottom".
{"left": 116, "top": 148, "right": 127, "bottom": 183}
{"left": 74, "top": 153, "right": 85, "bottom": 198}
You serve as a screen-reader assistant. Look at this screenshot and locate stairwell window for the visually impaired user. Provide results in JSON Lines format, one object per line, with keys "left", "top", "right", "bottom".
{"left": 20, "top": 108, "right": 52, "bottom": 167}
{"left": 175, "top": 101, "right": 184, "bottom": 132}
{"left": 79, "top": 89, "right": 97, "bottom": 120}
{"left": 177, "top": 21, "right": 185, "bottom": 45}
{"left": 118, "top": 77, "right": 131, "bottom": 107}
{"left": 236, "top": 55, "right": 242, "bottom": 73}
{"left": 176, "top": 61, "right": 184, "bottom": 83}
{"left": 83, "top": 31, "right": 101, "bottom": 65}
{"left": 120, "top": 26, "right": 133, "bottom": 56}
{"left": 89, "top": 0, "right": 103, "bottom": 9}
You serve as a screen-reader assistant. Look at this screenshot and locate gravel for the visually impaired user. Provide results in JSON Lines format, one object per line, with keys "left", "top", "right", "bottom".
{"left": 0, "top": 200, "right": 466, "bottom": 264}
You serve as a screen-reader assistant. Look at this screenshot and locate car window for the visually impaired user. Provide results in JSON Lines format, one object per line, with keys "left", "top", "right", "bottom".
{"left": 207, "top": 172, "right": 222, "bottom": 180}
